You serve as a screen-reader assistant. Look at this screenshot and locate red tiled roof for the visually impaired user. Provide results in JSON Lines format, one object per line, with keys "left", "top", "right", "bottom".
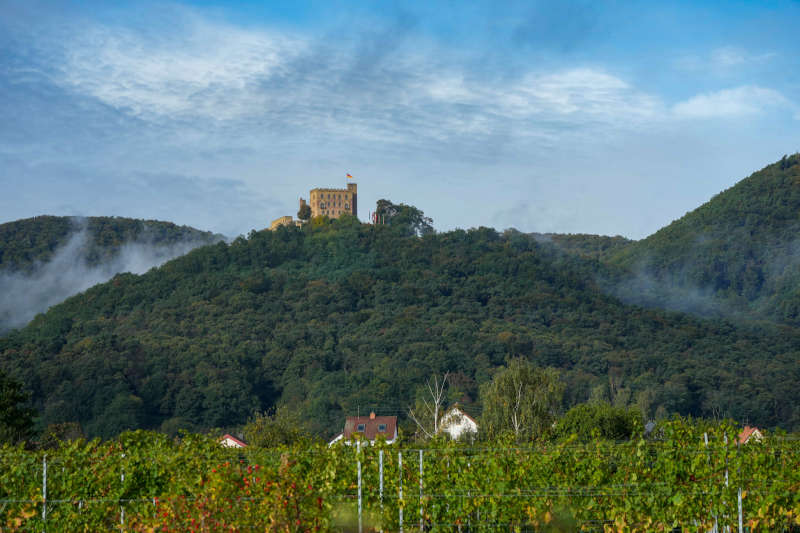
{"left": 737, "top": 426, "right": 761, "bottom": 445}
{"left": 220, "top": 434, "right": 248, "bottom": 448}
{"left": 343, "top": 414, "right": 397, "bottom": 441}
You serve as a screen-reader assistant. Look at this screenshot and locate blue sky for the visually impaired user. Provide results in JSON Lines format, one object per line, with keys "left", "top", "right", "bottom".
{"left": 1, "top": 1, "right": 799, "bottom": 238}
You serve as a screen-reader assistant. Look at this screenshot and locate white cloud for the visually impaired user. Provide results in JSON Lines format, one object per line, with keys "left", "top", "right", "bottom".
{"left": 673, "top": 86, "right": 791, "bottom": 119}
{"left": 675, "top": 46, "right": 776, "bottom": 74}
{"left": 46, "top": 12, "right": 662, "bottom": 151}
{"left": 58, "top": 20, "right": 305, "bottom": 120}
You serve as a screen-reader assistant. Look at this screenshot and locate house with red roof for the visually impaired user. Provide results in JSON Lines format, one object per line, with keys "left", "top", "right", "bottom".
{"left": 329, "top": 412, "right": 398, "bottom": 445}
{"left": 737, "top": 425, "right": 763, "bottom": 445}
{"left": 220, "top": 434, "right": 248, "bottom": 448}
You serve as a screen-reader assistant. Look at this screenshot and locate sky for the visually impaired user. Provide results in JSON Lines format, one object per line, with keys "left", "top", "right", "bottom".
{"left": 1, "top": 0, "right": 799, "bottom": 239}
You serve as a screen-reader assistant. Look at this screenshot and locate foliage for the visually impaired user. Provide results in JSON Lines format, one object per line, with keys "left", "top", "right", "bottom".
{"left": 609, "top": 153, "right": 800, "bottom": 324}
{"left": 0, "top": 369, "right": 36, "bottom": 445}
{"left": 375, "top": 199, "right": 434, "bottom": 236}
{"left": 480, "top": 358, "right": 563, "bottom": 441}
{"left": 0, "top": 215, "right": 222, "bottom": 273}
{"left": 0, "top": 420, "right": 798, "bottom": 531}
{"left": 243, "top": 406, "right": 313, "bottom": 448}
{"left": 297, "top": 203, "right": 311, "bottom": 221}
{"left": 1, "top": 203, "right": 800, "bottom": 438}
{"left": 555, "top": 401, "right": 642, "bottom": 442}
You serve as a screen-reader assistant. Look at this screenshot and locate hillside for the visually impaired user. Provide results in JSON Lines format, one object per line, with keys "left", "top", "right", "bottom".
{"left": 1, "top": 215, "right": 798, "bottom": 439}
{"left": 608, "top": 154, "right": 800, "bottom": 324}
{"left": 0, "top": 216, "right": 223, "bottom": 272}
{"left": 0, "top": 216, "right": 224, "bottom": 332}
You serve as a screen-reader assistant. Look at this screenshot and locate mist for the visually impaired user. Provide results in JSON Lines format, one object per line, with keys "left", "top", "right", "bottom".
{"left": 0, "top": 227, "right": 219, "bottom": 333}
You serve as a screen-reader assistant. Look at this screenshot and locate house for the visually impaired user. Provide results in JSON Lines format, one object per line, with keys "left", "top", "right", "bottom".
{"left": 329, "top": 412, "right": 397, "bottom": 445}
{"left": 737, "top": 425, "right": 763, "bottom": 445}
{"left": 220, "top": 434, "right": 248, "bottom": 448}
{"left": 439, "top": 405, "right": 478, "bottom": 441}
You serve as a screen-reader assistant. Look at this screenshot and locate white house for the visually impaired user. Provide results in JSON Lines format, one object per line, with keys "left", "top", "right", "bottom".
{"left": 439, "top": 405, "right": 478, "bottom": 441}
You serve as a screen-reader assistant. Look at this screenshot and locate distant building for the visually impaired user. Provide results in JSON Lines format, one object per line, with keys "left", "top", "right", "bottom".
{"left": 439, "top": 405, "right": 478, "bottom": 441}
{"left": 301, "top": 182, "right": 357, "bottom": 220}
{"left": 329, "top": 411, "right": 397, "bottom": 445}
{"left": 738, "top": 425, "right": 764, "bottom": 445}
{"left": 269, "top": 215, "right": 298, "bottom": 230}
{"left": 220, "top": 434, "right": 248, "bottom": 448}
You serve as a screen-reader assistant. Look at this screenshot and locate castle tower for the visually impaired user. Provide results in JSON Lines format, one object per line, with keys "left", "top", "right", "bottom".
{"left": 307, "top": 182, "right": 357, "bottom": 219}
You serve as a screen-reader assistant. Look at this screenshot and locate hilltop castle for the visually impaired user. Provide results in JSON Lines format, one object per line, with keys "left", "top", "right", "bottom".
{"left": 301, "top": 183, "right": 357, "bottom": 219}
{"left": 270, "top": 182, "right": 358, "bottom": 230}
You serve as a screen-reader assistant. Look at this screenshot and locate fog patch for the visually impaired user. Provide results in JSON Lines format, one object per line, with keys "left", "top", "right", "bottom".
{"left": 606, "top": 262, "right": 734, "bottom": 319}
{"left": 0, "top": 225, "right": 219, "bottom": 333}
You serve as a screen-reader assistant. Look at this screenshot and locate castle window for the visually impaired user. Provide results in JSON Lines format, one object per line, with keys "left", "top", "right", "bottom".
{"left": 344, "top": 203, "right": 349, "bottom": 209}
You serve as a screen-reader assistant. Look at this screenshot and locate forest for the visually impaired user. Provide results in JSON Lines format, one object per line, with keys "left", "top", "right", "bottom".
{"left": 0, "top": 215, "right": 223, "bottom": 273}
{"left": 1, "top": 185, "right": 799, "bottom": 439}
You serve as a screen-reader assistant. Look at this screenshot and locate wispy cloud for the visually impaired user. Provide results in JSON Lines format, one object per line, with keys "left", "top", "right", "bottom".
{"left": 673, "top": 86, "right": 791, "bottom": 119}
{"left": 675, "top": 46, "right": 776, "bottom": 74}
{"left": 42, "top": 10, "right": 660, "bottom": 153}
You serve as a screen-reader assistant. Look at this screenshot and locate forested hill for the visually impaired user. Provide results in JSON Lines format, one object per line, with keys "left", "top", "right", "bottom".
{"left": 608, "top": 153, "right": 800, "bottom": 324}
{"left": 0, "top": 216, "right": 224, "bottom": 273}
{"left": 1, "top": 215, "right": 798, "bottom": 439}
{"left": 0, "top": 216, "right": 225, "bottom": 333}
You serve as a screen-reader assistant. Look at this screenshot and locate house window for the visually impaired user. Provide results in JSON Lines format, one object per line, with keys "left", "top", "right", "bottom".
{"left": 357, "top": 424, "right": 365, "bottom": 432}
{"left": 378, "top": 424, "right": 386, "bottom": 432}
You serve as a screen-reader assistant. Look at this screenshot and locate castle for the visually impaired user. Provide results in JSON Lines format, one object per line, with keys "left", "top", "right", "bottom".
{"left": 270, "top": 182, "right": 357, "bottom": 230}
{"left": 301, "top": 182, "right": 357, "bottom": 219}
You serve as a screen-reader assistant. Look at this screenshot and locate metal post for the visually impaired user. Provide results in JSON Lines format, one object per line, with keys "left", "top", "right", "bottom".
{"left": 737, "top": 440, "right": 743, "bottom": 533}
{"left": 42, "top": 454, "right": 47, "bottom": 524}
{"left": 705, "top": 433, "right": 718, "bottom": 533}
{"left": 398, "top": 451, "right": 403, "bottom": 533}
{"left": 379, "top": 449, "right": 384, "bottom": 532}
{"left": 419, "top": 449, "right": 424, "bottom": 531}
{"left": 724, "top": 434, "right": 729, "bottom": 533}
{"left": 357, "top": 441, "right": 362, "bottom": 533}
{"left": 737, "top": 488, "right": 743, "bottom": 533}
{"left": 121, "top": 453, "right": 126, "bottom": 528}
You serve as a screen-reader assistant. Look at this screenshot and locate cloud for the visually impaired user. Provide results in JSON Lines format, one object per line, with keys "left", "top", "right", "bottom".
{"left": 672, "top": 86, "right": 791, "bottom": 119}
{"left": 675, "top": 46, "right": 776, "bottom": 74}
{"left": 36, "top": 8, "right": 661, "bottom": 155}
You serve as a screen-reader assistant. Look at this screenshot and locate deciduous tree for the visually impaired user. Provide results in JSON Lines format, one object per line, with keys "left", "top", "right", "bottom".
{"left": 480, "top": 358, "right": 562, "bottom": 441}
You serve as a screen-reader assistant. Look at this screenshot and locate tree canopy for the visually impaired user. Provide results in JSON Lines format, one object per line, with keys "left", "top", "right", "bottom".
{"left": 1, "top": 195, "right": 800, "bottom": 439}
{"left": 375, "top": 199, "right": 434, "bottom": 236}
{"left": 0, "top": 369, "right": 35, "bottom": 445}
{"left": 480, "top": 358, "right": 563, "bottom": 441}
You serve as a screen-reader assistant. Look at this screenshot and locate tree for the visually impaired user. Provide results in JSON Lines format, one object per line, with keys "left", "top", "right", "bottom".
{"left": 408, "top": 372, "right": 449, "bottom": 440}
{"left": 480, "top": 358, "right": 563, "bottom": 441}
{"left": 375, "top": 199, "right": 434, "bottom": 236}
{"left": 554, "top": 401, "right": 641, "bottom": 442}
{"left": 0, "top": 370, "right": 35, "bottom": 444}
{"left": 297, "top": 203, "right": 311, "bottom": 222}
{"left": 243, "top": 406, "right": 312, "bottom": 448}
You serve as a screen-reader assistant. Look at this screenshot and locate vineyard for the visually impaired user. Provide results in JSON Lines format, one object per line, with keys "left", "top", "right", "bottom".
{"left": 1, "top": 420, "right": 798, "bottom": 532}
